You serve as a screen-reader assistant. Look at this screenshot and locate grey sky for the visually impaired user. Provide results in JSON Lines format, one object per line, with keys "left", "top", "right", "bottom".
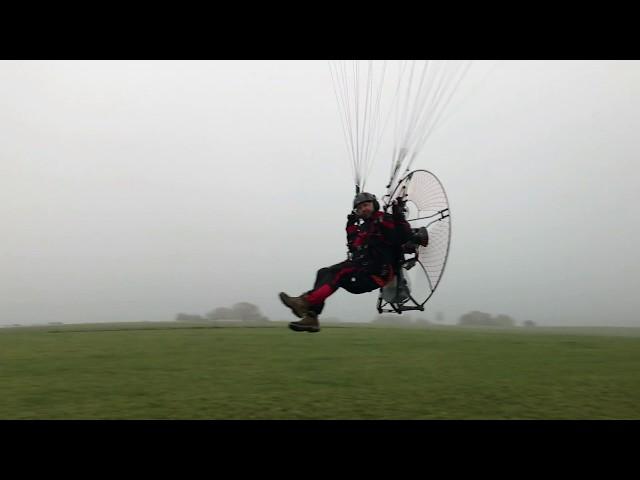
{"left": 1, "top": 60, "right": 639, "bottom": 326}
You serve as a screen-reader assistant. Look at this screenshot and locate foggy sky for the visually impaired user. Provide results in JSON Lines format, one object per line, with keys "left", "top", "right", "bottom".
{"left": 1, "top": 60, "right": 639, "bottom": 327}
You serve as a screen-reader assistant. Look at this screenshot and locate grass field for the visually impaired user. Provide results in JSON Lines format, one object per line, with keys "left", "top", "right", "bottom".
{"left": 1, "top": 322, "right": 639, "bottom": 419}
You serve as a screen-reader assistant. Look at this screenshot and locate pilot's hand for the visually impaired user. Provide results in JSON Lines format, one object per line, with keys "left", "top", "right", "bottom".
{"left": 347, "top": 211, "right": 359, "bottom": 224}
{"left": 392, "top": 196, "right": 406, "bottom": 218}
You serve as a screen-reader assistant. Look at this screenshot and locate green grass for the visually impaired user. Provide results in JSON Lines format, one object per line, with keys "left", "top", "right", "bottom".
{"left": 1, "top": 322, "right": 639, "bottom": 419}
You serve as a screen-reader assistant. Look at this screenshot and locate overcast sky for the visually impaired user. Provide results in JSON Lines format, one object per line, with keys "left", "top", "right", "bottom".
{"left": 1, "top": 60, "right": 638, "bottom": 327}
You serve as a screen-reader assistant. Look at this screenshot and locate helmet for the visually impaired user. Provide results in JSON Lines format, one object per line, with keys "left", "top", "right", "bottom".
{"left": 353, "top": 192, "right": 380, "bottom": 211}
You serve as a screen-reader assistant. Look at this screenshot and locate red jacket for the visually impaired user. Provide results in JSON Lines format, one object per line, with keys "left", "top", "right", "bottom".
{"left": 346, "top": 211, "right": 413, "bottom": 281}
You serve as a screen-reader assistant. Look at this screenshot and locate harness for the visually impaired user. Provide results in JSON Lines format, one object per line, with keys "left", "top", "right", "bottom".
{"left": 350, "top": 213, "right": 399, "bottom": 284}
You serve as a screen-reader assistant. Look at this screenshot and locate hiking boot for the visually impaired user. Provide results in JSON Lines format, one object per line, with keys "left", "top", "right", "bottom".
{"left": 288, "top": 311, "right": 320, "bottom": 333}
{"left": 279, "top": 292, "right": 310, "bottom": 319}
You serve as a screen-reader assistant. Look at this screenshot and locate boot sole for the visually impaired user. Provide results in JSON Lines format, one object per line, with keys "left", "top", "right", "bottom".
{"left": 288, "top": 322, "right": 320, "bottom": 333}
{"left": 278, "top": 292, "right": 307, "bottom": 319}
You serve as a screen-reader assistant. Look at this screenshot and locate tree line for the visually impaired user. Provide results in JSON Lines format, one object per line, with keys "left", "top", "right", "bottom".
{"left": 176, "top": 302, "right": 269, "bottom": 324}
{"left": 371, "top": 311, "right": 536, "bottom": 327}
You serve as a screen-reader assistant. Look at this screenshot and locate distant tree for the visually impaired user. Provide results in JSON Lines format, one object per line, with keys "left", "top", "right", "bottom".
{"left": 494, "top": 314, "right": 516, "bottom": 327}
{"left": 458, "top": 311, "right": 516, "bottom": 327}
{"left": 176, "top": 313, "right": 207, "bottom": 322}
{"left": 206, "top": 307, "right": 234, "bottom": 321}
{"left": 436, "top": 311, "right": 445, "bottom": 323}
{"left": 523, "top": 320, "right": 537, "bottom": 328}
{"left": 203, "top": 304, "right": 269, "bottom": 323}
{"left": 230, "top": 302, "right": 269, "bottom": 323}
{"left": 458, "top": 311, "right": 493, "bottom": 326}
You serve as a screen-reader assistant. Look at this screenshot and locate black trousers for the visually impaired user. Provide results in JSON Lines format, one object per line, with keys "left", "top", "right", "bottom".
{"left": 305, "top": 260, "right": 381, "bottom": 314}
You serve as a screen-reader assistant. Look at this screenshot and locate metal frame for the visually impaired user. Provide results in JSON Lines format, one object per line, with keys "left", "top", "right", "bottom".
{"left": 376, "top": 169, "right": 452, "bottom": 314}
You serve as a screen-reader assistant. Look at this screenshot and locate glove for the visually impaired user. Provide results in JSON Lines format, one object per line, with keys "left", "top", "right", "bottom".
{"left": 392, "top": 196, "right": 407, "bottom": 218}
{"left": 347, "top": 211, "right": 359, "bottom": 224}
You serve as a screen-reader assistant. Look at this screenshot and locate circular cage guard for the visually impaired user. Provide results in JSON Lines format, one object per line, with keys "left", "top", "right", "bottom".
{"left": 377, "top": 169, "right": 452, "bottom": 313}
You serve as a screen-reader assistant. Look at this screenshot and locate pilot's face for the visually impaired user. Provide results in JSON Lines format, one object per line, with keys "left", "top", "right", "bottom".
{"left": 356, "top": 201, "right": 374, "bottom": 219}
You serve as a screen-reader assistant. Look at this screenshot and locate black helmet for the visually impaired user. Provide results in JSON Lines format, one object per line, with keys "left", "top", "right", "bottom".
{"left": 353, "top": 192, "right": 380, "bottom": 211}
